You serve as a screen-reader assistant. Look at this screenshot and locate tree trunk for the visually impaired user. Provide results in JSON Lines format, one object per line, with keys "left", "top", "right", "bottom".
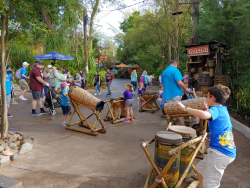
{"left": 168, "top": 34, "right": 171, "bottom": 64}
{"left": 1, "top": 14, "right": 8, "bottom": 139}
{"left": 6, "top": 31, "right": 22, "bottom": 65}
{"left": 161, "top": 48, "right": 165, "bottom": 70}
{"left": 73, "top": 28, "right": 79, "bottom": 71}
{"left": 42, "top": 10, "right": 54, "bottom": 33}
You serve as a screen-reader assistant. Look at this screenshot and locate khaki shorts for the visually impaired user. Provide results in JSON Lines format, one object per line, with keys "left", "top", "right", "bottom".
{"left": 167, "top": 95, "right": 182, "bottom": 103}
{"left": 19, "top": 79, "right": 29, "bottom": 90}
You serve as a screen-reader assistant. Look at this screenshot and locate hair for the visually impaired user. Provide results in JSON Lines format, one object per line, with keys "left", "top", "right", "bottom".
{"left": 170, "top": 59, "right": 178, "bottom": 65}
{"left": 95, "top": 70, "right": 98, "bottom": 73}
{"left": 125, "top": 83, "right": 133, "bottom": 92}
{"left": 64, "top": 68, "right": 68, "bottom": 73}
{"left": 57, "top": 66, "right": 62, "bottom": 71}
{"left": 196, "top": 91, "right": 203, "bottom": 97}
{"left": 149, "top": 72, "right": 153, "bottom": 75}
{"left": 76, "top": 72, "right": 79, "bottom": 74}
{"left": 131, "top": 69, "right": 136, "bottom": 77}
{"left": 139, "top": 82, "right": 144, "bottom": 88}
{"left": 208, "top": 84, "right": 231, "bottom": 104}
{"left": 142, "top": 70, "right": 147, "bottom": 75}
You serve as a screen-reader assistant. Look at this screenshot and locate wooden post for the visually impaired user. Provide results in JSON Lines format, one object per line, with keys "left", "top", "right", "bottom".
{"left": 192, "top": 0, "right": 199, "bottom": 44}
{"left": 83, "top": 8, "right": 88, "bottom": 87}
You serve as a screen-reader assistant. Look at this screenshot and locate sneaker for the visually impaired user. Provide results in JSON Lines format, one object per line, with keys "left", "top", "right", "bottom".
{"left": 137, "top": 108, "right": 139, "bottom": 111}
{"left": 94, "top": 93, "right": 97, "bottom": 96}
{"left": 31, "top": 112, "right": 41, "bottom": 116}
{"left": 22, "top": 97, "right": 27, "bottom": 101}
{"left": 12, "top": 101, "right": 18, "bottom": 104}
{"left": 99, "top": 92, "right": 101, "bottom": 95}
{"left": 123, "top": 119, "right": 130, "bottom": 122}
{"left": 131, "top": 118, "right": 135, "bottom": 121}
{"left": 7, "top": 113, "right": 13, "bottom": 118}
{"left": 40, "top": 110, "right": 49, "bottom": 115}
{"left": 62, "top": 122, "right": 67, "bottom": 127}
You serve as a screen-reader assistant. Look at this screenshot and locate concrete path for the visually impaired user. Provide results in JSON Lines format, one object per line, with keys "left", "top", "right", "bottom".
{"left": 1, "top": 79, "right": 250, "bottom": 188}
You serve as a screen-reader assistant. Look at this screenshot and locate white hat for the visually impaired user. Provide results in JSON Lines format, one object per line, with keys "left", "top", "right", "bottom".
{"left": 23, "top": 62, "right": 29, "bottom": 66}
{"left": 47, "top": 65, "right": 52, "bottom": 68}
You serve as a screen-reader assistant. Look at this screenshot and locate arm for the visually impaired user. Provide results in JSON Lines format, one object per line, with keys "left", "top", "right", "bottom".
{"left": 63, "top": 91, "right": 68, "bottom": 96}
{"left": 99, "top": 76, "right": 101, "bottom": 84}
{"left": 44, "top": 72, "right": 50, "bottom": 78}
{"left": 120, "top": 95, "right": 125, "bottom": 98}
{"left": 176, "top": 80, "right": 192, "bottom": 93}
{"left": 22, "top": 74, "right": 29, "bottom": 79}
{"left": 53, "top": 72, "right": 57, "bottom": 78}
{"left": 36, "top": 77, "right": 49, "bottom": 86}
{"left": 193, "top": 88, "right": 197, "bottom": 98}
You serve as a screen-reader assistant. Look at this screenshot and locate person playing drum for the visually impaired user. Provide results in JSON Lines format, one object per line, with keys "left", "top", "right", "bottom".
{"left": 176, "top": 84, "right": 236, "bottom": 188}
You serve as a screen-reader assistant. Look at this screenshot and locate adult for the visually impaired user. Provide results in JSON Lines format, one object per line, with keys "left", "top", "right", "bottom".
{"left": 93, "top": 71, "right": 101, "bottom": 95}
{"left": 161, "top": 59, "right": 192, "bottom": 126}
{"left": 56, "top": 66, "right": 68, "bottom": 89}
{"left": 159, "top": 71, "right": 163, "bottom": 87}
{"left": 63, "top": 68, "right": 71, "bottom": 79}
{"left": 80, "top": 70, "right": 85, "bottom": 89}
{"left": 130, "top": 69, "right": 138, "bottom": 94}
{"left": 19, "top": 62, "right": 30, "bottom": 101}
{"left": 74, "top": 72, "right": 82, "bottom": 87}
{"left": 140, "top": 70, "right": 150, "bottom": 89}
{"left": 104, "top": 69, "right": 114, "bottom": 97}
{"left": 147, "top": 72, "right": 154, "bottom": 91}
{"left": 30, "top": 60, "right": 50, "bottom": 116}
{"left": 43, "top": 65, "right": 57, "bottom": 97}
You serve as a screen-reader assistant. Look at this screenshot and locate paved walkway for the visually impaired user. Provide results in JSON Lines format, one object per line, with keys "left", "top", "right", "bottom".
{"left": 1, "top": 79, "right": 250, "bottom": 188}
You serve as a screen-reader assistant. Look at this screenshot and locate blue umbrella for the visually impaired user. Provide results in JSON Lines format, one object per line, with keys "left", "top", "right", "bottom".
{"left": 34, "top": 51, "right": 74, "bottom": 61}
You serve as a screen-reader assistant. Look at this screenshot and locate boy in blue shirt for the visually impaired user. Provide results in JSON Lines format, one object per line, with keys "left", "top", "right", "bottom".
{"left": 6, "top": 71, "right": 14, "bottom": 117}
{"left": 176, "top": 84, "right": 236, "bottom": 188}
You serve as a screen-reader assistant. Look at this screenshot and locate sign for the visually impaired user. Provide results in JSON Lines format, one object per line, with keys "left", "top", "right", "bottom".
{"left": 98, "top": 55, "right": 107, "bottom": 60}
{"left": 187, "top": 45, "right": 210, "bottom": 56}
{"left": 85, "top": 65, "right": 88, "bottom": 73}
{"left": 99, "top": 58, "right": 107, "bottom": 62}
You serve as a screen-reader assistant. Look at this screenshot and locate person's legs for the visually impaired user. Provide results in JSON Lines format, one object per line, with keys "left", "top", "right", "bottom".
{"left": 129, "top": 106, "right": 133, "bottom": 119}
{"left": 44, "top": 86, "right": 48, "bottom": 98}
{"left": 31, "top": 99, "right": 38, "bottom": 110}
{"left": 107, "top": 82, "right": 111, "bottom": 95}
{"left": 126, "top": 107, "right": 130, "bottom": 120}
{"left": 6, "top": 94, "right": 12, "bottom": 117}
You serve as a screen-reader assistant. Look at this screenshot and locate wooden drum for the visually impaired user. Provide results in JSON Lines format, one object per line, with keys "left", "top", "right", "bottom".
{"left": 69, "top": 86, "right": 104, "bottom": 111}
{"left": 142, "top": 91, "right": 158, "bottom": 109}
{"left": 110, "top": 97, "right": 126, "bottom": 118}
{"left": 164, "top": 97, "right": 206, "bottom": 115}
{"left": 168, "top": 126, "right": 196, "bottom": 178}
{"left": 154, "top": 131, "right": 182, "bottom": 188}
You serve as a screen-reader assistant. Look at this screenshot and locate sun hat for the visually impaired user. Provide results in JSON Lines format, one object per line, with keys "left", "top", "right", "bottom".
{"left": 60, "top": 82, "right": 67, "bottom": 88}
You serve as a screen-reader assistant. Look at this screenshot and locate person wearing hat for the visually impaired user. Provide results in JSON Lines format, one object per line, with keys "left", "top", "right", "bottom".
{"left": 43, "top": 65, "right": 57, "bottom": 97}
{"left": 58, "top": 82, "right": 70, "bottom": 127}
{"left": 19, "top": 62, "right": 30, "bottom": 101}
{"left": 30, "top": 60, "right": 50, "bottom": 116}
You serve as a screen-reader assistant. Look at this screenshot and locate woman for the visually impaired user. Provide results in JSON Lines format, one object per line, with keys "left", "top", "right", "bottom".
{"left": 147, "top": 72, "right": 154, "bottom": 91}
{"left": 93, "top": 70, "right": 101, "bottom": 95}
{"left": 130, "top": 69, "right": 138, "bottom": 94}
{"left": 56, "top": 66, "right": 68, "bottom": 89}
{"left": 140, "top": 70, "right": 149, "bottom": 89}
{"left": 80, "top": 70, "right": 85, "bottom": 89}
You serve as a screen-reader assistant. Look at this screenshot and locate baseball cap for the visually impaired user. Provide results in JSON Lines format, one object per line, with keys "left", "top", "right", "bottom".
{"left": 23, "top": 62, "right": 29, "bottom": 66}
{"left": 60, "top": 82, "right": 67, "bottom": 88}
{"left": 47, "top": 65, "right": 52, "bottom": 68}
{"left": 35, "top": 60, "right": 42, "bottom": 64}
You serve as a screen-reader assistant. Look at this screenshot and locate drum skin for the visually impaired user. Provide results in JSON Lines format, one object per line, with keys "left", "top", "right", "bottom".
{"left": 69, "top": 86, "right": 104, "bottom": 111}
{"left": 164, "top": 97, "right": 206, "bottom": 115}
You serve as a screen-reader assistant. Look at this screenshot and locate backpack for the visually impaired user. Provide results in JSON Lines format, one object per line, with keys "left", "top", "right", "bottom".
{"left": 140, "top": 75, "right": 145, "bottom": 83}
{"left": 15, "top": 69, "right": 22, "bottom": 79}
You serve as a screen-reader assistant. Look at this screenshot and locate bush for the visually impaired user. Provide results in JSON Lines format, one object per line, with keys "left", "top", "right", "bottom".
{"left": 86, "top": 70, "right": 107, "bottom": 87}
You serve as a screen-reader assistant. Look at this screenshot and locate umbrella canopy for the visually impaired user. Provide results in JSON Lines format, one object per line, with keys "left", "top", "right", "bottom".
{"left": 131, "top": 64, "right": 140, "bottom": 68}
{"left": 34, "top": 51, "right": 74, "bottom": 61}
{"left": 116, "top": 63, "right": 129, "bottom": 68}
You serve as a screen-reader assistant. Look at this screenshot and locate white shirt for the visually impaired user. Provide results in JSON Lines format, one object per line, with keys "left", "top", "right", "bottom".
{"left": 159, "top": 75, "right": 162, "bottom": 83}
{"left": 148, "top": 75, "right": 154, "bottom": 82}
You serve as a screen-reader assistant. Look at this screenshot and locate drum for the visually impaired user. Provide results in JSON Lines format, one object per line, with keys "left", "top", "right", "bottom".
{"left": 110, "top": 97, "right": 126, "bottom": 118}
{"left": 164, "top": 97, "right": 206, "bottom": 115}
{"left": 154, "top": 131, "right": 182, "bottom": 188}
{"left": 168, "top": 126, "right": 196, "bottom": 178}
{"left": 69, "top": 86, "right": 104, "bottom": 111}
{"left": 142, "top": 91, "right": 158, "bottom": 109}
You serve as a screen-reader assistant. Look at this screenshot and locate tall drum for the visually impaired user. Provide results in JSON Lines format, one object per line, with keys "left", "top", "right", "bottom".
{"left": 69, "top": 86, "right": 104, "bottom": 111}
{"left": 110, "top": 97, "right": 126, "bottom": 118}
{"left": 154, "top": 131, "right": 182, "bottom": 188}
{"left": 168, "top": 126, "right": 196, "bottom": 178}
{"left": 142, "top": 91, "right": 158, "bottom": 109}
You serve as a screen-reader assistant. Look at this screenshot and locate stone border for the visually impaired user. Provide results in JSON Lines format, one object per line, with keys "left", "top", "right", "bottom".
{"left": 231, "top": 117, "right": 250, "bottom": 140}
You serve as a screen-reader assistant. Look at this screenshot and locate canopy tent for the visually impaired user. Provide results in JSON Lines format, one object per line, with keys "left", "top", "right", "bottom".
{"left": 131, "top": 64, "right": 140, "bottom": 68}
{"left": 116, "top": 63, "right": 129, "bottom": 68}
{"left": 34, "top": 51, "right": 74, "bottom": 62}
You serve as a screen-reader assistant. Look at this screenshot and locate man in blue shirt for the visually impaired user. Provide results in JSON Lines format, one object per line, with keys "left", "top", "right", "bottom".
{"left": 19, "top": 62, "right": 30, "bottom": 101}
{"left": 161, "top": 59, "right": 192, "bottom": 125}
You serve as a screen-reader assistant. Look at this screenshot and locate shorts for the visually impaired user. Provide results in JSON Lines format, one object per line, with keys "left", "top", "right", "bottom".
{"left": 196, "top": 148, "right": 235, "bottom": 188}
{"left": 32, "top": 90, "right": 43, "bottom": 100}
{"left": 61, "top": 105, "right": 70, "bottom": 116}
{"left": 19, "top": 79, "right": 29, "bottom": 90}
{"left": 148, "top": 82, "right": 152, "bottom": 86}
{"left": 125, "top": 99, "right": 133, "bottom": 107}
{"left": 167, "top": 95, "right": 182, "bottom": 103}
{"left": 6, "top": 94, "right": 11, "bottom": 108}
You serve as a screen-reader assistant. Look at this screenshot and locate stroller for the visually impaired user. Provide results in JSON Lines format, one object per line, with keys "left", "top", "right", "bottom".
{"left": 44, "top": 87, "right": 62, "bottom": 115}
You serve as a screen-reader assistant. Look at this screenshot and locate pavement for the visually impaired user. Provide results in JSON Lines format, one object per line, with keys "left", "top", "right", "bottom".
{"left": 1, "top": 79, "right": 250, "bottom": 188}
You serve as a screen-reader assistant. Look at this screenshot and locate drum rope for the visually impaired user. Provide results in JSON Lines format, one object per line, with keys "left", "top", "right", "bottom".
{"left": 155, "top": 177, "right": 164, "bottom": 183}
{"left": 189, "top": 140, "right": 194, "bottom": 147}
{"left": 170, "top": 148, "right": 179, "bottom": 158}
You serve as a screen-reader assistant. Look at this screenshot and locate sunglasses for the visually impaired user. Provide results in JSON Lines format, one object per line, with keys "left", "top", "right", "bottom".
{"left": 206, "top": 95, "right": 212, "bottom": 98}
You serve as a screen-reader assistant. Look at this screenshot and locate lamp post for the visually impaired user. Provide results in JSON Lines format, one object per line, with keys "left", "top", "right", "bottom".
{"left": 172, "top": 0, "right": 199, "bottom": 44}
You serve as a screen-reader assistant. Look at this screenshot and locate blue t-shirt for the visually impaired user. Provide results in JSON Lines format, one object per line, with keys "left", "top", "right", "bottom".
{"left": 162, "top": 66, "right": 183, "bottom": 100}
{"left": 207, "top": 105, "right": 236, "bottom": 158}
{"left": 61, "top": 89, "right": 70, "bottom": 106}
{"left": 20, "top": 67, "right": 27, "bottom": 79}
{"left": 6, "top": 74, "right": 12, "bottom": 95}
{"left": 131, "top": 74, "right": 137, "bottom": 82}
{"left": 160, "top": 92, "right": 167, "bottom": 109}
{"left": 189, "top": 96, "right": 195, "bottom": 99}
{"left": 123, "top": 90, "right": 133, "bottom": 101}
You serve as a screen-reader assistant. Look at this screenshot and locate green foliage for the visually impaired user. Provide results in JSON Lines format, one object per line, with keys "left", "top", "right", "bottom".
{"left": 86, "top": 70, "right": 106, "bottom": 87}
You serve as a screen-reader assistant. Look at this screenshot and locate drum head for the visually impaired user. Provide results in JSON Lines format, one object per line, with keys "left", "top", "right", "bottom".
{"left": 110, "top": 97, "right": 123, "bottom": 101}
{"left": 168, "top": 126, "right": 196, "bottom": 138}
{"left": 155, "top": 131, "right": 182, "bottom": 145}
{"left": 142, "top": 91, "right": 158, "bottom": 95}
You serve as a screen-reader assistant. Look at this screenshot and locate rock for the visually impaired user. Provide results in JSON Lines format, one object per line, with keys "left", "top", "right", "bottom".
{"left": 6, "top": 141, "right": 12, "bottom": 146}
{"left": 11, "top": 153, "right": 19, "bottom": 161}
{"left": 17, "top": 136, "right": 23, "bottom": 141}
{"left": 1, "top": 143, "right": 8, "bottom": 149}
{"left": 8, "top": 131, "right": 14, "bottom": 135}
{"left": 13, "top": 141, "right": 21, "bottom": 147}
{"left": 11, "top": 149, "right": 18, "bottom": 154}
{"left": 15, "top": 134, "right": 20, "bottom": 137}
{"left": 19, "top": 143, "right": 33, "bottom": 155}
{"left": 21, "top": 138, "right": 33, "bottom": 144}
{"left": 0, "top": 146, "right": 4, "bottom": 153}
{"left": 0, "top": 155, "right": 10, "bottom": 163}
{"left": 2, "top": 151, "right": 14, "bottom": 156}
{"left": 5, "top": 146, "right": 10, "bottom": 151}
{"left": 0, "top": 141, "right": 4, "bottom": 145}
{"left": 9, "top": 143, "right": 17, "bottom": 150}
{"left": 9, "top": 134, "right": 17, "bottom": 142}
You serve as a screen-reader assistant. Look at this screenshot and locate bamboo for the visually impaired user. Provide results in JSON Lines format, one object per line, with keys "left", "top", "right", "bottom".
{"left": 166, "top": 122, "right": 172, "bottom": 131}
{"left": 144, "top": 168, "right": 153, "bottom": 188}
{"left": 187, "top": 180, "right": 199, "bottom": 188}
{"left": 65, "top": 126, "right": 98, "bottom": 136}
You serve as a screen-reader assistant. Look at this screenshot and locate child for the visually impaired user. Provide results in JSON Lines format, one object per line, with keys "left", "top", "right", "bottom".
{"left": 176, "top": 84, "right": 236, "bottom": 188}
{"left": 74, "top": 72, "right": 82, "bottom": 87}
{"left": 120, "top": 83, "right": 134, "bottom": 122}
{"left": 147, "top": 72, "right": 154, "bottom": 91}
{"left": 58, "top": 83, "right": 70, "bottom": 127}
{"left": 137, "top": 82, "right": 145, "bottom": 110}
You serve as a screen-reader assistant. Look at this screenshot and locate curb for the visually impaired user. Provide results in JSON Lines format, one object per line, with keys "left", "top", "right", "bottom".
{"left": 231, "top": 116, "right": 250, "bottom": 140}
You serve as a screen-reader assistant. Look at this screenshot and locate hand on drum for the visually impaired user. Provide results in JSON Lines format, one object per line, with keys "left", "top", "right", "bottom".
{"left": 176, "top": 101, "right": 185, "bottom": 109}
{"left": 185, "top": 88, "right": 193, "bottom": 93}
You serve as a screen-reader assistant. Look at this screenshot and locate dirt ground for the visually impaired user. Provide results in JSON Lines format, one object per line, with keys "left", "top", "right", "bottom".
{"left": 1, "top": 79, "right": 250, "bottom": 188}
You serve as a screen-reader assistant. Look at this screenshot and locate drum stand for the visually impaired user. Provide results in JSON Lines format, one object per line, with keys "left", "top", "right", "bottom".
{"left": 166, "top": 114, "right": 208, "bottom": 159}
{"left": 141, "top": 133, "right": 207, "bottom": 188}
{"left": 65, "top": 99, "right": 106, "bottom": 136}
{"left": 104, "top": 99, "right": 135, "bottom": 124}
{"left": 138, "top": 94, "right": 160, "bottom": 114}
